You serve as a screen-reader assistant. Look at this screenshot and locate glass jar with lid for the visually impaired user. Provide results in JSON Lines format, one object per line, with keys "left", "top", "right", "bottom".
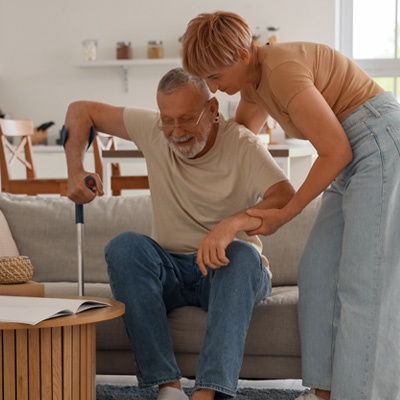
{"left": 82, "top": 39, "right": 98, "bottom": 61}
{"left": 267, "top": 27, "right": 279, "bottom": 43}
{"left": 116, "top": 42, "right": 133, "bottom": 60}
{"left": 147, "top": 40, "right": 164, "bottom": 59}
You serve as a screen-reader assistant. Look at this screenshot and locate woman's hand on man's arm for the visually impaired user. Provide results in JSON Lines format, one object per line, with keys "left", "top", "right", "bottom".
{"left": 196, "top": 179, "right": 295, "bottom": 275}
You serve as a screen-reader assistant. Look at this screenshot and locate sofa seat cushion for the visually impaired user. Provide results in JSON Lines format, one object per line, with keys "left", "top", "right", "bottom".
{"left": 43, "top": 282, "right": 299, "bottom": 357}
{"left": 169, "top": 286, "right": 300, "bottom": 358}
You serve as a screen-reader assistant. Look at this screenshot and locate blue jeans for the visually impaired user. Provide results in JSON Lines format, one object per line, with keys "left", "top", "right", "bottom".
{"left": 298, "top": 92, "right": 400, "bottom": 400}
{"left": 105, "top": 232, "right": 270, "bottom": 399}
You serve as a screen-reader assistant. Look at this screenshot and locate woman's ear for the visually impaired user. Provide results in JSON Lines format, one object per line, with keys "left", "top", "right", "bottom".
{"left": 238, "top": 48, "right": 251, "bottom": 64}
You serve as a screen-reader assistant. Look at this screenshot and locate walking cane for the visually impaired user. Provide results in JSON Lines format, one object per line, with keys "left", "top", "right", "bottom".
{"left": 61, "top": 125, "right": 96, "bottom": 295}
{"left": 75, "top": 175, "right": 96, "bottom": 295}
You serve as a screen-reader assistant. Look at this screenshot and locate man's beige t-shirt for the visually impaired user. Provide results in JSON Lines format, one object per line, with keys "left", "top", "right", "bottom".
{"left": 242, "top": 42, "right": 384, "bottom": 139}
{"left": 123, "top": 108, "right": 287, "bottom": 270}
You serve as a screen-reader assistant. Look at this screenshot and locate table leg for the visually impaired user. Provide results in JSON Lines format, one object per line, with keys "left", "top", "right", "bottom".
{"left": 0, "top": 323, "right": 97, "bottom": 400}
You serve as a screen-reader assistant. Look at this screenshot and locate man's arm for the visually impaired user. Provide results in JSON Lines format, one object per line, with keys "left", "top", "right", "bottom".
{"left": 64, "top": 101, "right": 128, "bottom": 204}
{"left": 196, "top": 180, "right": 295, "bottom": 275}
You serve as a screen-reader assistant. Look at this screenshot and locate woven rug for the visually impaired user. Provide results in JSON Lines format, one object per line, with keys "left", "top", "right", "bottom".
{"left": 96, "top": 384, "right": 303, "bottom": 399}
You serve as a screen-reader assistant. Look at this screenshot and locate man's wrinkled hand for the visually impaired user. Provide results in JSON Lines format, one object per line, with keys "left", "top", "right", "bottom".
{"left": 196, "top": 221, "right": 236, "bottom": 275}
{"left": 67, "top": 172, "right": 104, "bottom": 204}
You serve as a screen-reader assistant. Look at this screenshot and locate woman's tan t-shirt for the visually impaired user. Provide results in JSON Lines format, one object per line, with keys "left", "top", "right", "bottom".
{"left": 242, "top": 42, "right": 384, "bottom": 138}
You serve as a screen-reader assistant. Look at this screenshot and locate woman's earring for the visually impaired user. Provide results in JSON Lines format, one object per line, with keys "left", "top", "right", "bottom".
{"left": 214, "top": 112, "right": 220, "bottom": 123}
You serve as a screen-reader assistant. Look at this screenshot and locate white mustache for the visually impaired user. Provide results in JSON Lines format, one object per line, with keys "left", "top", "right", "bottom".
{"left": 170, "top": 135, "right": 193, "bottom": 143}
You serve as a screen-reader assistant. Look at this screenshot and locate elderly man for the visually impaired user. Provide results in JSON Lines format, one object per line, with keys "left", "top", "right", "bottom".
{"left": 64, "top": 68, "right": 294, "bottom": 400}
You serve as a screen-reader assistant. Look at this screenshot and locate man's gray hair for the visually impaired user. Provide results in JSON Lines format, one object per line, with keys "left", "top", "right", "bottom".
{"left": 157, "top": 68, "right": 210, "bottom": 99}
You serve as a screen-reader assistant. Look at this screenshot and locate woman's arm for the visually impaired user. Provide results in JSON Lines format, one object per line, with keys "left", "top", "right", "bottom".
{"left": 235, "top": 97, "right": 269, "bottom": 134}
{"left": 247, "top": 86, "right": 352, "bottom": 235}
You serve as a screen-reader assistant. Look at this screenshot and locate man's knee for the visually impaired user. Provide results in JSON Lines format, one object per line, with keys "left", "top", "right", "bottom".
{"left": 105, "top": 231, "right": 147, "bottom": 265}
{"left": 225, "top": 240, "right": 263, "bottom": 277}
{"left": 226, "top": 240, "right": 260, "bottom": 262}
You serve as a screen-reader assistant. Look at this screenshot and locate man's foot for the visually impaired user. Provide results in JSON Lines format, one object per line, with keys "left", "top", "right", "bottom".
{"left": 296, "top": 388, "right": 330, "bottom": 400}
{"left": 157, "top": 386, "right": 189, "bottom": 400}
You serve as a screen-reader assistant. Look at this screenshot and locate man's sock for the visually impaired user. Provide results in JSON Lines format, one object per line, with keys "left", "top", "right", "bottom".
{"left": 157, "top": 386, "right": 189, "bottom": 400}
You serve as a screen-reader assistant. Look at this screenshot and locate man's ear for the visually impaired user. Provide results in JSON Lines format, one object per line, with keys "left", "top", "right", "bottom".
{"left": 209, "top": 97, "right": 220, "bottom": 119}
{"left": 238, "top": 48, "right": 251, "bottom": 64}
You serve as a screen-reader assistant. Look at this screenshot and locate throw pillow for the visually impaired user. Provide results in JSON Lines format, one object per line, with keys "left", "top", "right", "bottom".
{"left": 0, "top": 209, "right": 19, "bottom": 257}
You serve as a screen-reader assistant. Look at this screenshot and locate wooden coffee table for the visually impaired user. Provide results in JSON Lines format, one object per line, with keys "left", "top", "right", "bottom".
{"left": 0, "top": 296, "right": 124, "bottom": 400}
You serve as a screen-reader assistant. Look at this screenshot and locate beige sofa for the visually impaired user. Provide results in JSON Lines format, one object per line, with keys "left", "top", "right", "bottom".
{"left": 0, "top": 192, "right": 320, "bottom": 380}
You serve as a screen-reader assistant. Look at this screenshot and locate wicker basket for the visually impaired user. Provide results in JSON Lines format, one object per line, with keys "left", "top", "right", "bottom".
{"left": 0, "top": 256, "right": 33, "bottom": 284}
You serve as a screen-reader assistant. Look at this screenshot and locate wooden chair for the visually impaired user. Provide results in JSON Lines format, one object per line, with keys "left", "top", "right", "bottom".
{"left": 92, "top": 132, "right": 149, "bottom": 196}
{"left": 0, "top": 119, "right": 68, "bottom": 195}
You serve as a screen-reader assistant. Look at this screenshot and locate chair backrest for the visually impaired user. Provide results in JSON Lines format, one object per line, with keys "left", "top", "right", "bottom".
{"left": 92, "top": 131, "right": 149, "bottom": 195}
{"left": 92, "top": 131, "right": 120, "bottom": 181}
{"left": 0, "top": 119, "right": 37, "bottom": 188}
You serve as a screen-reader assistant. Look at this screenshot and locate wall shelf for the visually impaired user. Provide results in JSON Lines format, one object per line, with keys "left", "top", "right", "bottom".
{"left": 76, "top": 58, "right": 181, "bottom": 92}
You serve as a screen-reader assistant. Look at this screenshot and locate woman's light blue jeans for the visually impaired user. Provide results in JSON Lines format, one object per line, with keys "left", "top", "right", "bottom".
{"left": 105, "top": 233, "right": 270, "bottom": 399}
{"left": 298, "top": 92, "right": 400, "bottom": 400}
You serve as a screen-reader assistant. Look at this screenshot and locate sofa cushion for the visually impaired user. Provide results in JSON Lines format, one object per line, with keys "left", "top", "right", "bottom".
{"left": 43, "top": 282, "right": 300, "bottom": 357}
{"left": 0, "top": 209, "right": 19, "bottom": 257}
{"left": 0, "top": 194, "right": 152, "bottom": 283}
{"left": 168, "top": 286, "right": 300, "bottom": 357}
{"left": 262, "top": 197, "right": 321, "bottom": 286}
{"left": 0, "top": 193, "right": 320, "bottom": 287}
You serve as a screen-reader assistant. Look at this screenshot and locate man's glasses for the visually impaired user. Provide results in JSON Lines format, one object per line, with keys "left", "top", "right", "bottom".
{"left": 158, "top": 102, "right": 209, "bottom": 134}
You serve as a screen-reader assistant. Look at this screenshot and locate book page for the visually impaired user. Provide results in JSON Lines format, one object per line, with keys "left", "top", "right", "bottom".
{"left": 0, "top": 296, "right": 111, "bottom": 325}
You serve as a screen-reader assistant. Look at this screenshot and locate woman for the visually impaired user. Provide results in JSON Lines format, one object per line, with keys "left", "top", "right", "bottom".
{"left": 181, "top": 10, "right": 400, "bottom": 400}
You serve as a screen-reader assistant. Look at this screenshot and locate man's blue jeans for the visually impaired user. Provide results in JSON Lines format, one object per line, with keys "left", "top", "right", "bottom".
{"left": 298, "top": 92, "right": 400, "bottom": 400}
{"left": 105, "top": 232, "right": 270, "bottom": 399}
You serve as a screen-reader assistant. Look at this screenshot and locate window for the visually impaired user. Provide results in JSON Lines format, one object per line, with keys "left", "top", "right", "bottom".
{"left": 337, "top": 0, "right": 400, "bottom": 100}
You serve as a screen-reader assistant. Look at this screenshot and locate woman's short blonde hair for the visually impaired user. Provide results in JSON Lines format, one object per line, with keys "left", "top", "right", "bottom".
{"left": 182, "top": 11, "right": 253, "bottom": 77}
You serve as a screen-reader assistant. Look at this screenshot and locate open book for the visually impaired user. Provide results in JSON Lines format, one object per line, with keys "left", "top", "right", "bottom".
{"left": 0, "top": 295, "right": 111, "bottom": 325}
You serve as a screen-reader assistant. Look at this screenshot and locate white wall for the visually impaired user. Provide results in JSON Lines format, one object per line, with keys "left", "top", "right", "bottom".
{"left": 0, "top": 0, "right": 336, "bottom": 143}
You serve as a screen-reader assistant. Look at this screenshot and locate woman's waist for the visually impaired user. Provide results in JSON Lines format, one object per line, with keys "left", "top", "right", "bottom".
{"left": 341, "top": 91, "right": 399, "bottom": 132}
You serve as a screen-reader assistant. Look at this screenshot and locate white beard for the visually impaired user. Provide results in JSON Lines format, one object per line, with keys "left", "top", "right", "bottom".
{"left": 168, "top": 131, "right": 209, "bottom": 159}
